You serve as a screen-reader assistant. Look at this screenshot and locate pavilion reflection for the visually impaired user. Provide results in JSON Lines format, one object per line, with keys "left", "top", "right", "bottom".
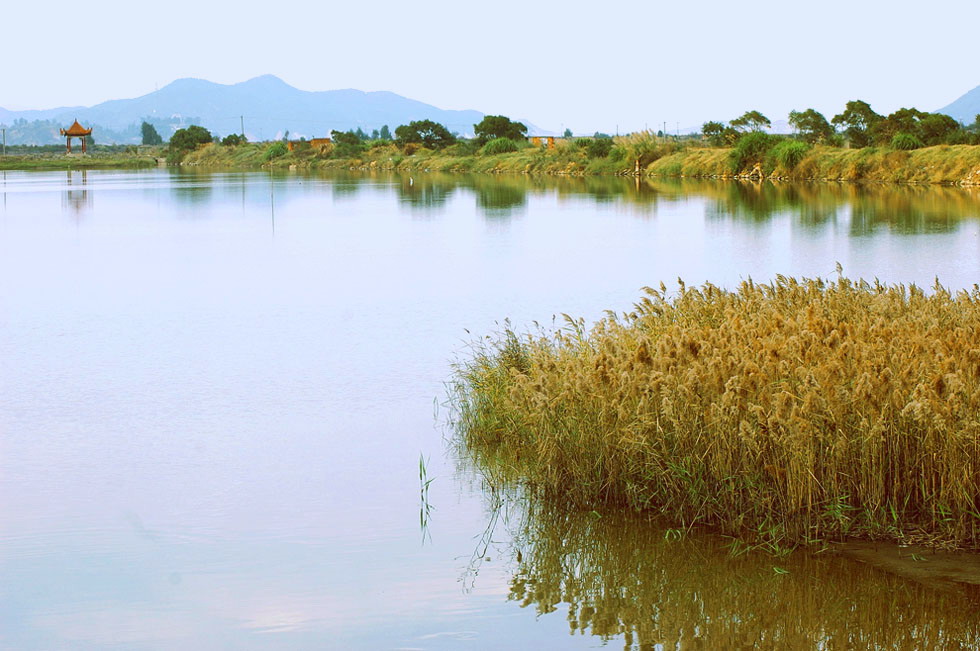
{"left": 61, "top": 169, "right": 92, "bottom": 215}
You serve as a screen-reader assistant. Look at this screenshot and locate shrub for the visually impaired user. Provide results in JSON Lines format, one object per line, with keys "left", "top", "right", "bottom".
{"left": 618, "top": 131, "right": 681, "bottom": 168}
{"left": 768, "top": 139, "right": 811, "bottom": 172}
{"left": 263, "top": 142, "right": 288, "bottom": 161}
{"left": 585, "top": 138, "right": 615, "bottom": 159}
{"left": 481, "top": 137, "right": 520, "bottom": 155}
{"left": 729, "top": 132, "right": 782, "bottom": 173}
{"left": 395, "top": 120, "right": 456, "bottom": 150}
{"left": 330, "top": 130, "right": 365, "bottom": 158}
{"left": 891, "top": 132, "right": 924, "bottom": 150}
{"left": 474, "top": 116, "right": 528, "bottom": 145}
{"left": 445, "top": 140, "right": 480, "bottom": 156}
{"left": 169, "top": 125, "right": 213, "bottom": 151}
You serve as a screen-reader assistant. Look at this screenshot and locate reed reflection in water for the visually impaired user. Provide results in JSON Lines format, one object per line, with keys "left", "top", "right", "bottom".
{"left": 480, "top": 497, "right": 980, "bottom": 650}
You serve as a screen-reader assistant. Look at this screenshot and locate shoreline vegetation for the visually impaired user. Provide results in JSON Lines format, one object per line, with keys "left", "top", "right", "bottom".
{"left": 0, "top": 150, "right": 160, "bottom": 170}
{"left": 4, "top": 102, "right": 980, "bottom": 185}
{"left": 182, "top": 138, "right": 980, "bottom": 186}
{"left": 167, "top": 105, "right": 980, "bottom": 185}
{"left": 451, "top": 276, "right": 980, "bottom": 552}
{"left": 7, "top": 139, "right": 980, "bottom": 186}
{"left": 4, "top": 138, "right": 980, "bottom": 186}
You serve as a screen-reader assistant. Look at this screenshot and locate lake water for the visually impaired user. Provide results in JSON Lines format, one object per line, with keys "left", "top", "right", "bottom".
{"left": 2, "top": 169, "right": 980, "bottom": 649}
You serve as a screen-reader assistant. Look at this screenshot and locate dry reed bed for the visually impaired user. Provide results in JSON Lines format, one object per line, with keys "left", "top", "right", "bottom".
{"left": 452, "top": 277, "right": 980, "bottom": 548}
{"left": 649, "top": 145, "right": 980, "bottom": 184}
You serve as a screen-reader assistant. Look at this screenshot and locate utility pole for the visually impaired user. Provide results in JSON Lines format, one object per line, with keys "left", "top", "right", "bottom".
{"left": 240, "top": 115, "right": 245, "bottom": 138}
{"left": 2, "top": 128, "right": 5, "bottom": 156}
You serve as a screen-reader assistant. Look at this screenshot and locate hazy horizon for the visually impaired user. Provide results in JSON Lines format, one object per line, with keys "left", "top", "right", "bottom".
{"left": 2, "top": 0, "right": 978, "bottom": 134}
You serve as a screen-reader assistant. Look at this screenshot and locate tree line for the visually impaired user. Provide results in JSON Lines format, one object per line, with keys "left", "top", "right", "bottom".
{"left": 163, "top": 114, "right": 543, "bottom": 162}
{"left": 702, "top": 102, "right": 980, "bottom": 149}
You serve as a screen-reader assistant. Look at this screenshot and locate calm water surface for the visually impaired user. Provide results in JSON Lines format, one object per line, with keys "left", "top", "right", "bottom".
{"left": 2, "top": 169, "right": 979, "bottom": 649}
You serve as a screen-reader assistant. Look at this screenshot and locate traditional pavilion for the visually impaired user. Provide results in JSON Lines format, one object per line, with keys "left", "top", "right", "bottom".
{"left": 60, "top": 120, "right": 93, "bottom": 154}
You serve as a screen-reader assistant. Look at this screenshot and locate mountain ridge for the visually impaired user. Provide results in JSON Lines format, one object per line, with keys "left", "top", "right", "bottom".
{"left": 937, "top": 84, "right": 980, "bottom": 124}
{"left": 0, "top": 75, "right": 510, "bottom": 144}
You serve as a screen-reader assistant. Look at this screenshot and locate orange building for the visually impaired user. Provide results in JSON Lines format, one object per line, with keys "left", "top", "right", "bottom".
{"left": 60, "top": 120, "right": 93, "bottom": 154}
{"left": 529, "top": 136, "right": 556, "bottom": 149}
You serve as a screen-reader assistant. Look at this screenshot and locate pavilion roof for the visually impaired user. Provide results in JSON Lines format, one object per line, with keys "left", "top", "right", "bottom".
{"left": 61, "top": 120, "right": 93, "bottom": 137}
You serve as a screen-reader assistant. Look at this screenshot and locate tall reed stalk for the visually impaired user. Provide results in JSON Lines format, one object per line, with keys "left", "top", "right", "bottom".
{"left": 451, "top": 276, "right": 980, "bottom": 548}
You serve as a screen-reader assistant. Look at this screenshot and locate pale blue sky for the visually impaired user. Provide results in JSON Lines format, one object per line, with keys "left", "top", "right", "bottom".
{"left": 3, "top": 0, "right": 977, "bottom": 133}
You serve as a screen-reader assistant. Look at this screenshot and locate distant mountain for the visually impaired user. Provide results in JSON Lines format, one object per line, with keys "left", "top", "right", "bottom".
{"left": 937, "top": 84, "right": 980, "bottom": 124}
{"left": 0, "top": 75, "right": 495, "bottom": 144}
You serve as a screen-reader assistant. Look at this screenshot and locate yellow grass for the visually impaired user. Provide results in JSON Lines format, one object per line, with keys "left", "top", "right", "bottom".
{"left": 648, "top": 144, "right": 980, "bottom": 185}
{"left": 452, "top": 276, "right": 980, "bottom": 548}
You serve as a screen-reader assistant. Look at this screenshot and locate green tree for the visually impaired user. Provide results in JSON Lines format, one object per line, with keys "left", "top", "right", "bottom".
{"left": 870, "top": 107, "right": 929, "bottom": 145}
{"left": 701, "top": 121, "right": 731, "bottom": 146}
{"left": 354, "top": 127, "right": 367, "bottom": 140}
{"left": 221, "top": 133, "right": 246, "bottom": 146}
{"left": 141, "top": 121, "right": 163, "bottom": 145}
{"left": 473, "top": 115, "right": 528, "bottom": 144}
{"left": 730, "top": 110, "right": 771, "bottom": 132}
{"left": 788, "top": 109, "right": 834, "bottom": 144}
{"left": 330, "top": 129, "right": 365, "bottom": 158}
{"left": 831, "top": 100, "right": 882, "bottom": 148}
{"left": 169, "top": 125, "right": 213, "bottom": 150}
{"left": 379, "top": 124, "right": 392, "bottom": 140}
{"left": 585, "top": 138, "right": 614, "bottom": 158}
{"left": 917, "top": 113, "right": 961, "bottom": 145}
{"left": 563, "top": 128, "right": 573, "bottom": 138}
{"left": 394, "top": 120, "right": 456, "bottom": 149}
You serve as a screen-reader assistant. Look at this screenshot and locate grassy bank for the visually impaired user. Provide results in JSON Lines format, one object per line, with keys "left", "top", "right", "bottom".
{"left": 179, "top": 140, "right": 639, "bottom": 175}
{"left": 0, "top": 152, "right": 159, "bottom": 170}
{"left": 451, "top": 276, "right": 980, "bottom": 550}
{"left": 649, "top": 142, "right": 980, "bottom": 185}
{"left": 7, "top": 136, "right": 980, "bottom": 185}
{"left": 178, "top": 137, "right": 980, "bottom": 186}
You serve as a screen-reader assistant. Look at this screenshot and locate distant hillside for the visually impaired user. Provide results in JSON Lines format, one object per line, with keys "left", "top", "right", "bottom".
{"left": 0, "top": 75, "right": 494, "bottom": 145}
{"left": 937, "top": 84, "right": 980, "bottom": 124}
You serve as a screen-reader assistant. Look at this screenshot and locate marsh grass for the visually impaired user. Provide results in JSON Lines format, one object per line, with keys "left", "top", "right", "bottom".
{"left": 650, "top": 144, "right": 980, "bottom": 184}
{"left": 451, "top": 276, "right": 980, "bottom": 549}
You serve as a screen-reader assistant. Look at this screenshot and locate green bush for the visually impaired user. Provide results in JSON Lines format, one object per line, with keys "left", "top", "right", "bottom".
{"left": 445, "top": 140, "right": 480, "bottom": 156}
{"left": 263, "top": 142, "right": 288, "bottom": 161}
{"left": 891, "top": 132, "right": 924, "bottom": 150}
{"left": 945, "top": 130, "right": 980, "bottom": 146}
{"left": 169, "top": 125, "right": 213, "bottom": 151}
{"left": 481, "top": 137, "right": 520, "bottom": 155}
{"left": 768, "top": 139, "right": 811, "bottom": 171}
{"left": 729, "top": 132, "right": 781, "bottom": 173}
{"left": 585, "top": 138, "right": 615, "bottom": 159}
